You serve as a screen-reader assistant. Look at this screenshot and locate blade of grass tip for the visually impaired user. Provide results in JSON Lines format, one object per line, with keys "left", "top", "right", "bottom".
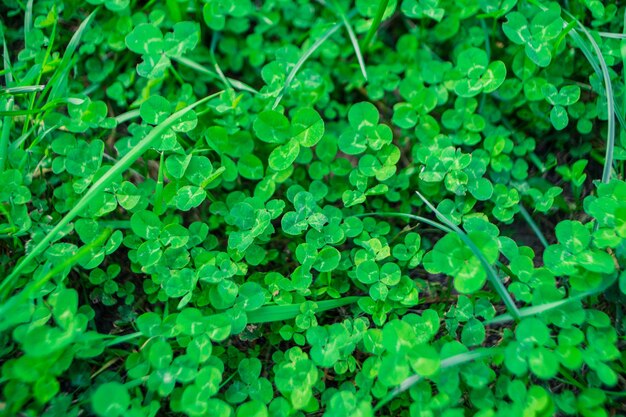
{"left": 0, "top": 91, "right": 223, "bottom": 300}
{"left": 272, "top": 21, "right": 342, "bottom": 109}
{"left": 335, "top": 7, "right": 367, "bottom": 80}
{"left": 210, "top": 32, "right": 233, "bottom": 92}
{"left": 172, "top": 56, "right": 259, "bottom": 95}
{"left": 518, "top": 204, "right": 549, "bottom": 249}
{"left": 599, "top": 32, "right": 626, "bottom": 39}
{"left": 246, "top": 296, "right": 362, "bottom": 324}
{"left": 114, "top": 108, "right": 141, "bottom": 124}
{"left": 360, "top": 0, "right": 391, "bottom": 52}
{"left": 415, "top": 191, "right": 521, "bottom": 320}
{"left": 564, "top": 11, "right": 615, "bottom": 184}
{"left": 25, "top": 0, "right": 33, "bottom": 36}
{"left": 38, "top": 8, "right": 98, "bottom": 105}
{"left": 317, "top": 0, "right": 367, "bottom": 79}
{"left": 373, "top": 348, "right": 500, "bottom": 412}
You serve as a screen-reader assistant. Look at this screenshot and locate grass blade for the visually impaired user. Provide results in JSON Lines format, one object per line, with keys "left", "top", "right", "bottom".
{"left": 38, "top": 8, "right": 98, "bottom": 104}
{"left": 416, "top": 191, "right": 521, "bottom": 320}
{"left": 0, "top": 28, "right": 13, "bottom": 173}
{"left": 332, "top": 4, "right": 367, "bottom": 80}
{"left": 564, "top": 11, "right": 616, "bottom": 183}
{"left": 272, "top": 22, "right": 342, "bottom": 109}
{"left": 0, "top": 91, "right": 223, "bottom": 300}
{"left": 487, "top": 274, "right": 617, "bottom": 325}
{"left": 360, "top": 0, "right": 391, "bottom": 51}
{"left": 114, "top": 108, "right": 141, "bottom": 124}
{"left": 0, "top": 85, "right": 45, "bottom": 95}
{"left": 246, "top": 296, "right": 362, "bottom": 323}
{"left": 24, "top": 0, "right": 33, "bottom": 37}
{"left": 374, "top": 348, "right": 500, "bottom": 411}
{"left": 173, "top": 56, "right": 259, "bottom": 94}
{"left": 518, "top": 203, "right": 549, "bottom": 249}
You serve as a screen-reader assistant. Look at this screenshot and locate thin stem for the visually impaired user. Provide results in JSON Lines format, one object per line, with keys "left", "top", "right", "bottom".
{"left": 518, "top": 204, "right": 549, "bottom": 248}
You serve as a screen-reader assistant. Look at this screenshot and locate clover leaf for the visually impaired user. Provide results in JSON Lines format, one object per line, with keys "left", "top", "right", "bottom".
{"left": 450, "top": 47, "right": 507, "bottom": 97}
{"left": 502, "top": 4, "right": 564, "bottom": 67}
{"left": 338, "top": 102, "right": 393, "bottom": 155}
{"left": 125, "top": 22, "right": 199, "bottom": 78}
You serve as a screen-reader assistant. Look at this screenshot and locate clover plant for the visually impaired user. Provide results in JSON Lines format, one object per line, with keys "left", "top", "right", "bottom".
{"left": 0, "top": 0, "right": 625, "bottom": 416}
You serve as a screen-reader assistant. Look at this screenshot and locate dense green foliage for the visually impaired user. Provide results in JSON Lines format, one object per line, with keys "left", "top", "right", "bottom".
{"left": 1, "top": 0, "right": 625, "bottom": 416}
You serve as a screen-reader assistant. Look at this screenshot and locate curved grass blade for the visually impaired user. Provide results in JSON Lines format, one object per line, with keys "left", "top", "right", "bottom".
{"left": 341, "top": 15, "right": 367, "bottom": 80}
{"left": 416, "top": 191, "right": 521, "bottom": 320}
{"left": 487, "top": 274, "right": 617, "bottom": 325}
{"left": 246, "top": 296, "right": 362, "bottom": 323}
{"left": 563, "top": 11, "right": 616, "bottom": 183}
{"left": 0, "top": 91, "right": 223, "bottom": 300}
{"left": 272, "top": 22, "right": 342, "bottom": 109}
{"left": 518, "top": 204, "right": 549, "bottom": 249}
{"left": 326, "top": 1, "right": 368, "bottom": 80}
{"left": 360, "top": 0, "right": 391, "bottom": 51}
{"left": 38, "top": 8, "right": 98, "bottom": 105}
{"left": 374, "top": 348, "right": 500, "bottom": 412}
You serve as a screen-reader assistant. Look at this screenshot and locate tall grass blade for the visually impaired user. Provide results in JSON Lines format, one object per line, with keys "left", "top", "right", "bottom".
{"left": 338, "top": 12, "right": 367, "bottom": 80}
{"left": 39, "top": 9, "right": 98, "bottom": 104}
{"left": 0, "top": 91, "right": 223, "bottom": 299}
{"left": 518, "top": 204, "right": 549, "bottom": 248}
{"left": 564, "top": 11, "right": 616, "bottom": 183}
{"left": 416, "top": 191, "right": 521, "bottom": 320}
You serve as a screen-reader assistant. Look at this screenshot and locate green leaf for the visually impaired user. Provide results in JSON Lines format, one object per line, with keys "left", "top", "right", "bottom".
{"left": 125, "top": 23, "right": 163, "bottom": 55}
{"left": 254, "top": 110, "right": 291, "bottom": 143}
{"left": 269, "top": 139, "right": 300, "bottom": 171}
{"left": 292, "top": 107, "right": 324, "bottom": 147}
{"left": 140, "top": 95, "right": 171, "bottom": 124}
{"left": 92, "top": 382, "right": 130, "bottom": 417}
